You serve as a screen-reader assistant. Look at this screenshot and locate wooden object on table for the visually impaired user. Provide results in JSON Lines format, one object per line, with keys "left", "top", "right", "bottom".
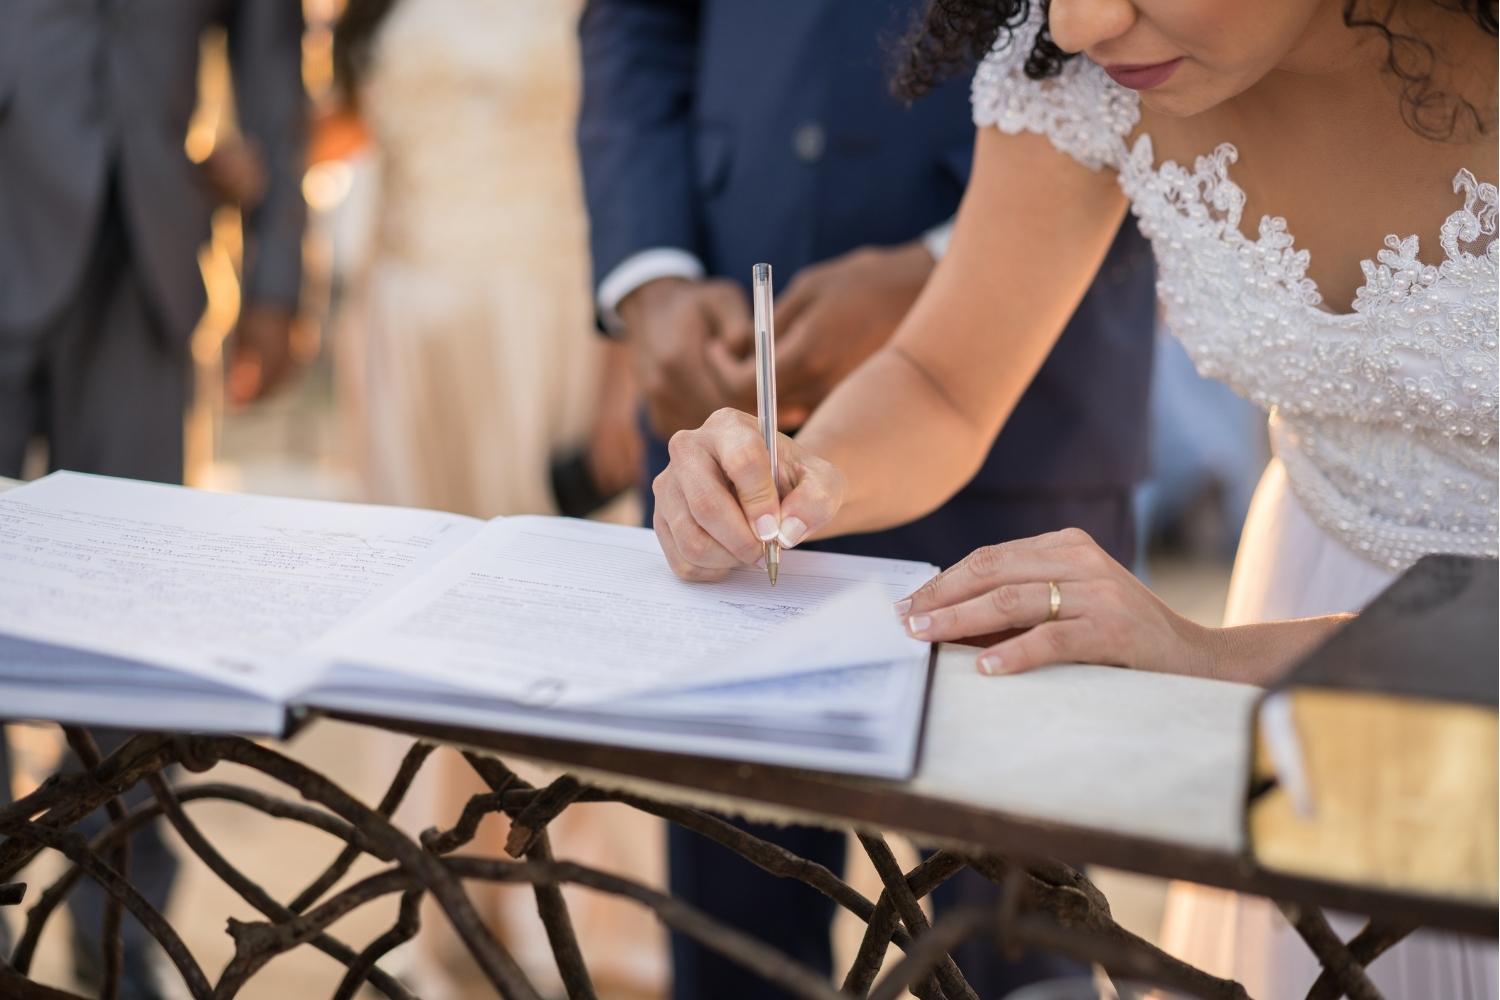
{"left": 1247, "top": 555, "right": 1498, "bottom": 904}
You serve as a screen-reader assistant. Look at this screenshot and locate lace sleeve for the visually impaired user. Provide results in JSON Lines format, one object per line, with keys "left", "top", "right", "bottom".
{"left": 970, "top": 16, "right": 1138, "bottom": 172}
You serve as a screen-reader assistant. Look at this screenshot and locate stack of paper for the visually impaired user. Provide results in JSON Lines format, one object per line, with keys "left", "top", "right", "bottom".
{"left": 0, "top": 473, "right": 937, "bottom": 778}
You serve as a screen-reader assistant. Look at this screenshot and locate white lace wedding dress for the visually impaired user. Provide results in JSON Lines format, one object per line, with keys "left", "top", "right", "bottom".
{"left": 971, "top": 17, "right": 1498, "bottom": 1000}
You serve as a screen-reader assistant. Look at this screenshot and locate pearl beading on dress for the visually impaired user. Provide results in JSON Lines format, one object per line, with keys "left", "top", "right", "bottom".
{"left": 971, "top": 22, "right": 1499, "bottom": 571}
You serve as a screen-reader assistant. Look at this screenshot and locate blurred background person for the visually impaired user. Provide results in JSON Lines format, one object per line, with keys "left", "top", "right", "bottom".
{"left": 0, "top": 4, "right": 306, "bottom": 997}
{"left": 332, "top": 0, "right": 638, "bottom": 520}
{"left": 330, "top": 0, "right": 659, "bottom": 995}
{"left": 577, "top": 1, "right": 1156, "bottom": 996}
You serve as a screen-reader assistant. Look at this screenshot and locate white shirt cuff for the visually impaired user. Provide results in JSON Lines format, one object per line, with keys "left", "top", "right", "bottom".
{"left": 597, "top": 248, "right": 706, "bottom": 333}
{"left": 921, "top": 219, "right": 955, "bottom": 261}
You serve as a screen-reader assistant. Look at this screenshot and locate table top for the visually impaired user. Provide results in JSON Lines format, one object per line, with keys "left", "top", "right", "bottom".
{"left": 350, "top": 647, "right": 1496, "bottom": 937}
{"left": 4, "top": 475, "right": 1489, "bottom": 935}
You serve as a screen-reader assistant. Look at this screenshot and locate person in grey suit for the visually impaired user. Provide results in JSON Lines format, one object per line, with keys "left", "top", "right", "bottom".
{"left": 0, "top": 3, "right": 306, "bottom": 995}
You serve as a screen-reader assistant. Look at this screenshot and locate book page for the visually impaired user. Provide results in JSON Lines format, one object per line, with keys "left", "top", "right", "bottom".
{"left": 0, "top": 472, "right": 481, "bottom": 696}
{"left": 313, "top": 516, "right": 935, "bottom": 706}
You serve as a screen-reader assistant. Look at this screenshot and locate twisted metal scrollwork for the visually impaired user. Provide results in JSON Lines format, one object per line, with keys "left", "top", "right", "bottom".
{"left": 0, "top": 726, "right": 1406, "bottom": 999}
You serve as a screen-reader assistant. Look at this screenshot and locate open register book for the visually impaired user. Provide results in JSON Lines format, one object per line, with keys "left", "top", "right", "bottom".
{"left": 0, "top": 473, "right": 937, "bottom": 779}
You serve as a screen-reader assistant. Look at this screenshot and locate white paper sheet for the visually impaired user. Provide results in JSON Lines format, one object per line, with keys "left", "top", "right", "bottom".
{"left": 0, "top": 472, "right": 481, "bottom": 696}
{"left": 669, "top": 582, "right": 928, "bottom": 694}
{"left": 315, "top": 516, "right": 935, "bottom": 706}
{"left": 611, "top": 660, "right": 914, "bottom": 729}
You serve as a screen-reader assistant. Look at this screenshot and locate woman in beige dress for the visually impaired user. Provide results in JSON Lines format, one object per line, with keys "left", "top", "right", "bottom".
{"left": 333, "top": 0, "right": 663, "bottom": 994}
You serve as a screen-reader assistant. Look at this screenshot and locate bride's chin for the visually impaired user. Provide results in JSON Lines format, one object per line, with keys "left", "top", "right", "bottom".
{"left": 1137, "top": 66, "right": 1269, "bottom": 119}
{"left": 1136, "top": 84, "right": 1232, "bottom": 119}
{"left": 1136, "top": 91, "right": 1209, "bottom": 118}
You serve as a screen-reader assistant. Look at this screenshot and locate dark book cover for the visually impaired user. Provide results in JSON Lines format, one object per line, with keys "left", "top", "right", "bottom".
{"left": 1269, "top": 554, "right": 1498, "bottom": 706}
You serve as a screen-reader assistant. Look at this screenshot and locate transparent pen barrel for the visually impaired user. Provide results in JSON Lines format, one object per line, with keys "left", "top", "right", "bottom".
{"left": 752, "top": 263, "right": 778, "bottom": 474}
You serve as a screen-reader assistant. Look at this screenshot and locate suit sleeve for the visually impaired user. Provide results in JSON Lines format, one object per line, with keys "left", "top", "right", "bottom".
{"left": 577, "top": 0, "right": 702, "bottom": 295}
{"left": 227, "top": 0, "right": 308, "bottom": 310}
{"left": 927, "top": 79, "right": 976, "bottom": 261}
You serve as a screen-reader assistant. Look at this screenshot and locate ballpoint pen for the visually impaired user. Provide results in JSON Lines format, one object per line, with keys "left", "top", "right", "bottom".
{"left": 752, "top": 262, "right": 779, "bottom": 586}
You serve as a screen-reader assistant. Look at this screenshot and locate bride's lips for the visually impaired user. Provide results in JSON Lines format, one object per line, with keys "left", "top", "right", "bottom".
{"left": 1102, "top": 57, "right": 1183, "bottom": 90}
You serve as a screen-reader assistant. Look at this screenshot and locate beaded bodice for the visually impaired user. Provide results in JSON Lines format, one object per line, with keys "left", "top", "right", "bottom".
{"left": 972, "top": 27, "right": 1498, "bottom": 571}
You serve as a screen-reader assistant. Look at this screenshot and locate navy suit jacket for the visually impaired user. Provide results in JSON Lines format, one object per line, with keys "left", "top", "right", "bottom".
{"left": 578, "top": 0, "right": 1156, "bottom": 564}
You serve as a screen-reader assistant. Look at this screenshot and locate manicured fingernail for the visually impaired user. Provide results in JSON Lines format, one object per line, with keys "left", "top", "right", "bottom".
{"left": 906, "top": 614, "right": 931, "bottom": 637}
{"left": 892, "top": 598, "right": 912, "bottom": 616}
{"left": 978, "top": 653, "right": 1002, "bottom": 675}
{"left": 755, "top": 555, "right": 766, "bottom": 570}
{"left": 754, "top": 514, "right": 779, "bottom": 541}
{"left": 778, "top": 517, "right": 807, "bottom": 548}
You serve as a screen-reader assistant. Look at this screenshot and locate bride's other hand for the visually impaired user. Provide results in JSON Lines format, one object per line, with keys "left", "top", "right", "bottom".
{"left": 652, "top": 408, "right": 845, "bottom": 581}
{"left": 897, "top": 528, "right": 1217, "bottom": 678}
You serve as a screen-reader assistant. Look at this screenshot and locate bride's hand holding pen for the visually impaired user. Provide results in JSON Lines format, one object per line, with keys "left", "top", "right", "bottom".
{"left": 650, "top": 404, "right": 1344, "bottom": 685}
{"left": 651, "top": 408, "right": 845, "bottom": 583}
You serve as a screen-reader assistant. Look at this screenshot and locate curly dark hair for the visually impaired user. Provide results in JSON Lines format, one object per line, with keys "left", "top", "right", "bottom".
{"left": 893, "top": 0, "right": 1498, "bottom": 140}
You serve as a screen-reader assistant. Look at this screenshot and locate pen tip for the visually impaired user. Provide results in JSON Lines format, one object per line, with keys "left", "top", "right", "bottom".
{"left": 768, "top": 563, "right": 779, "bottom": 586}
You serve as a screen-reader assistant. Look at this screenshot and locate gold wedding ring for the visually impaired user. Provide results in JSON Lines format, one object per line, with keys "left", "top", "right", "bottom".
{"left": 1046, "top": 581, "right": 1062, "bottom": 622}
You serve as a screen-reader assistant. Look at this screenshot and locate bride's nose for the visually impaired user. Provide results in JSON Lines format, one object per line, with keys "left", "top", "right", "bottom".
{"left": 1048, "top": 0, "right": 1137, "bottom": 54}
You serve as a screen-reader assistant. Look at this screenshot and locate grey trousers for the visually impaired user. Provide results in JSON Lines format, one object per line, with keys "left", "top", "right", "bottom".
{"left": 0, "top": 177, "right": 187, "bottom": 989}
{"left": 0, "top": 200, "right": 187, "bottom": 482}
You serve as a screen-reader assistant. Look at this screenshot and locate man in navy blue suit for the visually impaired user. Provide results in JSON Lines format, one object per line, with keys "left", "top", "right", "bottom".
{"left": 577, "top": 2, "right": 1156, "bottom": 996}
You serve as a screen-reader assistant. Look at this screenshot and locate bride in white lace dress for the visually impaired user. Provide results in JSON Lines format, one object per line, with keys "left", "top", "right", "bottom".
{"left": 645, "top": 0, "right": 1496, "bottom": 996}
{"left": 965, "top": 4, "right": 1497, "bottom": 994}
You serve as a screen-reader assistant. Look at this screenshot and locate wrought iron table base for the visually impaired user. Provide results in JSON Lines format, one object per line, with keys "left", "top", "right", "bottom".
{"left": 0, "top": 727, "right": 1413, "bottom": 1000}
